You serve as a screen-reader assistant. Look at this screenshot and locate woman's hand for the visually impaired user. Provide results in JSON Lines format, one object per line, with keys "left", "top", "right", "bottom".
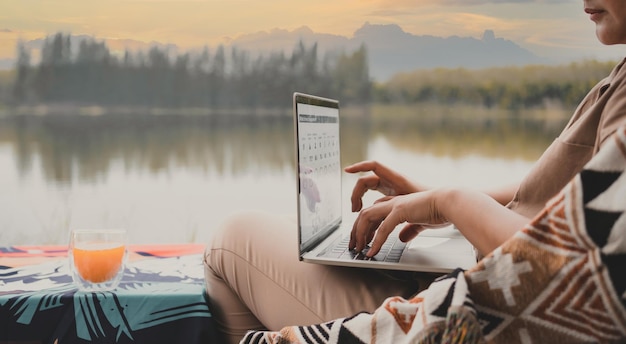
{"left": 349, "top": 191, "right": 448, "bottom": 256}
{"left": 344, "top": 160, "right": 427, "bottom": 212}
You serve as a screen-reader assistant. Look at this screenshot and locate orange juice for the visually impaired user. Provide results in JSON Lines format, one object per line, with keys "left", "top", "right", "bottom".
{"left": 72, "top": 244, "right": 125, "bottom": 283}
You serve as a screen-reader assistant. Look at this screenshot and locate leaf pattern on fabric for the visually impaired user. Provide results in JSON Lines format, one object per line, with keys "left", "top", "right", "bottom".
{"left": 1, "top": 254, "right": 212, "bottom": 343}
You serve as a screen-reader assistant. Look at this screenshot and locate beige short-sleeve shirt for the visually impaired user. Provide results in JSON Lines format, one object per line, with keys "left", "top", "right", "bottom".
{"left": 508, "top": 57, "right": 626, "bottom": 218}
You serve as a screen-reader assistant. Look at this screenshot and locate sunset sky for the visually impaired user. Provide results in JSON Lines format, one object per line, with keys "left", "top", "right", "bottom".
{"left": 1, "top": 0, "right": 625, "bottom": 65}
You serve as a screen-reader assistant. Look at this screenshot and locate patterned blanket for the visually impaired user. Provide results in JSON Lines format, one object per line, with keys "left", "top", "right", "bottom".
{"left": 242, "top": 124, "right": 626, "bottom": 344}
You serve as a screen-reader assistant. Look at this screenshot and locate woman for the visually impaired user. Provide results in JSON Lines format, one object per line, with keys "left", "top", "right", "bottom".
{"left": 204, "top": 1, "right": 626, "bottom": 342}
{"left": 241, "top": 122, "right": 626, "bottom": 343}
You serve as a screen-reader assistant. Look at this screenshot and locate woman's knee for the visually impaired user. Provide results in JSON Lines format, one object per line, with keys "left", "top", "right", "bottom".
{"left": 204, "top": 210, "right": 293, "bottom": 273}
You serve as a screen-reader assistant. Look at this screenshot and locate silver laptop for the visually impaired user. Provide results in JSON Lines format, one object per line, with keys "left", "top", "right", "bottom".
{"left": 293, "top": 92, "right": 477, "bottom": 273}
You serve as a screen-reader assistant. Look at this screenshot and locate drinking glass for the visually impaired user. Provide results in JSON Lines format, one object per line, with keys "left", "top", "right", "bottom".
{"left": 69, "top": 229, "right": 127, "bottom": 292}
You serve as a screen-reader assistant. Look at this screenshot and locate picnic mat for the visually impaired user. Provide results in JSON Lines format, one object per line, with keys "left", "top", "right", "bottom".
{"left": 0, "top": 244, "right": 221, "bottom": 343}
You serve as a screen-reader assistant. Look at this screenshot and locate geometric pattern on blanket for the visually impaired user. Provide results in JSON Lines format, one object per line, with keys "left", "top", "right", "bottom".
{"left": 468, "top": 125, "right": 626, "bottom": 343}
{"left": 241, "top": 269, "right": 483, "bottom": 344}
{"left": 240, "top": 124, "right": 626, "bottom": 344}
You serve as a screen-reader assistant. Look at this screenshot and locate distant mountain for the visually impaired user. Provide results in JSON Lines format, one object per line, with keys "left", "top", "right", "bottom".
{"left": 226, "top": 26, "right": 347, "bottom": 55}
{"left": 6, "top": 23, "right": 548, "bottom": 82}
{"left": 350, "top": 23, "right": 548, "bottom": 81}
{"left": 227, "top": 22, "right": 548, "bottom": 81}
{"left": 0, "top": 58, "right": 13, "bottom": 70}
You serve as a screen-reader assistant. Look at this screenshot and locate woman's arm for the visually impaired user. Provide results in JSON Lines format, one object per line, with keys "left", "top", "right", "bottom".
{"left": 435, "top": 187, "right": 528, "bottom": 255}
{"left": 482, "top": 182, "right": 520, "bottom": 206}
{"left": 350, "top": 187, "right": 530, "bottom": 258}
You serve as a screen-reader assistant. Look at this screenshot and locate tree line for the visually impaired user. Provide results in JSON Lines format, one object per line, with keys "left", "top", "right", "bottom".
{"left": 6, "top": 32, "right": 617, "bottom": 113}
{"left": 375, "top": 60, "right": 616, "bottom": 111}
{"left": 11, "top": 33, "right": 370, "bottom": 109}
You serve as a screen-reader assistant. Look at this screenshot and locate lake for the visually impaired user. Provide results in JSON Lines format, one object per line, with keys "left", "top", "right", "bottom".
{"left": 0, "top": 108, "right": 566, "bottom": 246}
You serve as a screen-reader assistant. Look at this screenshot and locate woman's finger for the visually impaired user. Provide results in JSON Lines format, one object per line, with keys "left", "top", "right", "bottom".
{"left": 398, "top": 223, "right": 426, "bottom": 242}
{"left": 350, "top": 175, "right": 381, "bottom": 212}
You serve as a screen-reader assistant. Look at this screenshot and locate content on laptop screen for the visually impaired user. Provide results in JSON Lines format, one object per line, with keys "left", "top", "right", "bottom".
{"left": 294, "top": 94, "right": 342, "bottom": 252}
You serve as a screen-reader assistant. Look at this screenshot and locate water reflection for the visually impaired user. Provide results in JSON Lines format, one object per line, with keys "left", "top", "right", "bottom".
{"left": 1, "top": 114, "right": 297, "bottom": 184}
{"left": 0, "top": 112, "right": 562, "bottom": 184}
{"left": 360, "top": 116, "right": 562, "bottom": 161}
{"left": 0, "top": 108, "right": 564, "bottom": 245}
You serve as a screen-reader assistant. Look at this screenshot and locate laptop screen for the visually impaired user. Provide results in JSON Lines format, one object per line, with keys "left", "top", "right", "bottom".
{"left": 294, "top": 93, "right": 342, "bottom": 252}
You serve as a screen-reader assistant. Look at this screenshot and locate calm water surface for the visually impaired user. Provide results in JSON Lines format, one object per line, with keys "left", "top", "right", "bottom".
{"left": 0, "top": 110, "right": 564, "bottom": 245}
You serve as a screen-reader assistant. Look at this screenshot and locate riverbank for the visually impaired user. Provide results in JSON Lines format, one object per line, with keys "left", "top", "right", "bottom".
{"left": 0, "top": 102, "right": 573, "bottom": 123}
{"left": 0, "top": 103, "right": 293, "bottom": 118}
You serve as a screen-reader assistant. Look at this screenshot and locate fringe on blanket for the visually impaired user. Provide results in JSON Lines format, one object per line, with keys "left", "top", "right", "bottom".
{"left": 241, "top": 269, "right": 485, "bottom": 344}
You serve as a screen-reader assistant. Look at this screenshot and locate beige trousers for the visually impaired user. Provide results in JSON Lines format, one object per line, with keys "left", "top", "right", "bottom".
{"left": 203, "top": 210, "right": 435, "bottom": 344}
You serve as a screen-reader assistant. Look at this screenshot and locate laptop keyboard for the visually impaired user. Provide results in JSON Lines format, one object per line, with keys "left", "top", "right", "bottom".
{"left": 317, "top": 231, "right": 407, "bottom": 262}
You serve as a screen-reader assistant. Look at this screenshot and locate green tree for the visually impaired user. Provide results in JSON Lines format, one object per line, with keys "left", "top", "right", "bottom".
{"left": 332, "top": 44, "right": 371, "bottom": 104}
{"left": 12, "top": 40, "right": 31, "bottom": 103}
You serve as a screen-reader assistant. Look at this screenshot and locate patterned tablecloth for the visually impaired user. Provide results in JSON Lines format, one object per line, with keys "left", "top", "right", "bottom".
{"left": 0, "top": 244, "right": 221, "bottom": 343}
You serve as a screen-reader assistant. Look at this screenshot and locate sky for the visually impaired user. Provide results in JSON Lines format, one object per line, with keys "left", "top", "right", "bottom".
{"left": 1, "top": 0, "right": 625, "bottom": 65}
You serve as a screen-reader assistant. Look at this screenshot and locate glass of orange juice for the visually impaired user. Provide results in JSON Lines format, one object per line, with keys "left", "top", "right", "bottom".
{"left": 69, "top": 229, "right": 127, "bottom": 292}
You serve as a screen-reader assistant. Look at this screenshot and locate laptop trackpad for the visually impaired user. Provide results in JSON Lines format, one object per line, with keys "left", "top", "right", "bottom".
{"left": 408, "top": 237, "right": 450, "bottom": 249}
{"left": 403, "top": 236, "right": 476, "bottom": 270}
{"left": 407, "top": 236, "right": 473, "bottom": 254}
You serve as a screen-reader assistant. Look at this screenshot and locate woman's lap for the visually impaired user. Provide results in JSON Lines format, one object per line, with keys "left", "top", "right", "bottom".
{"left": 204, "top": 210, "right": 428, "bottom": 342}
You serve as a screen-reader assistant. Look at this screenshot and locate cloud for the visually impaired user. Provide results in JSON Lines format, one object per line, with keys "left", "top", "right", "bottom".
{"left": 1, "top": 29, "right": 13, "bottom": 33}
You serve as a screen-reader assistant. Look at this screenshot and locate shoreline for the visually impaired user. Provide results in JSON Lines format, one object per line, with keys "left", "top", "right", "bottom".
{"left": 0, "top": 102, "right": 571, "bottom": 122}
